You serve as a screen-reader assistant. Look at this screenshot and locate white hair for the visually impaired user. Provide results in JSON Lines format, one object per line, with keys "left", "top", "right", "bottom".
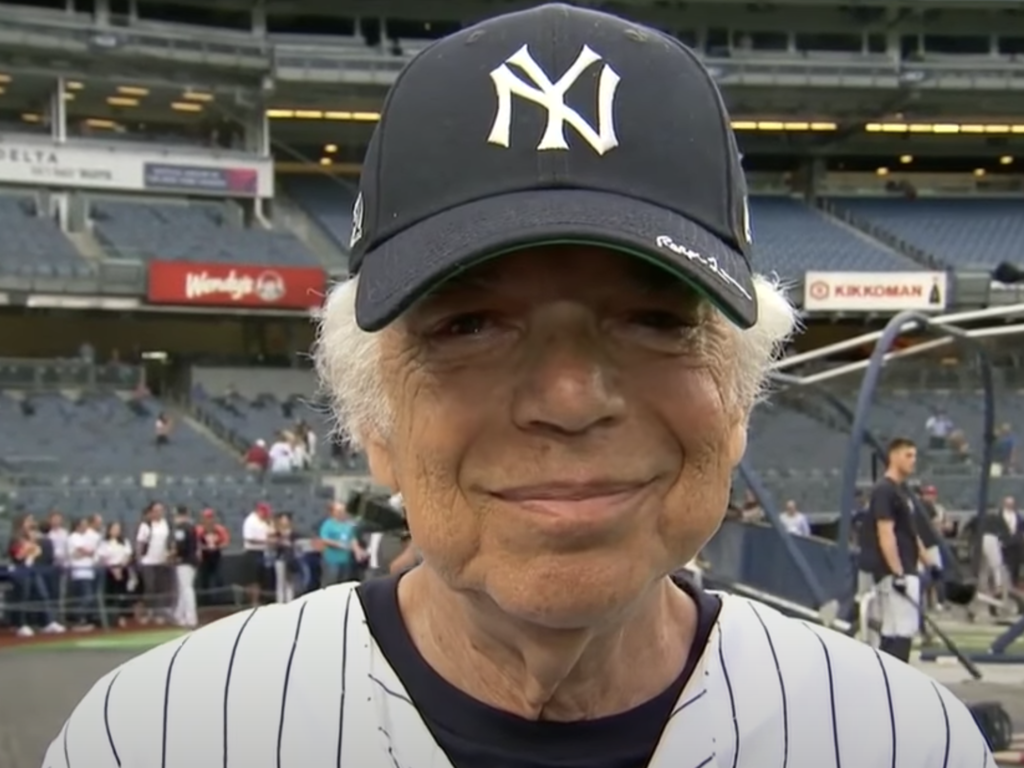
{"left": 314, "top": 274, "right": 799, "bottom": 447}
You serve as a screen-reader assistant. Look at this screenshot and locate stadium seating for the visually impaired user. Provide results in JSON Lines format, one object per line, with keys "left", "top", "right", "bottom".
{"left": 830, "top": 197, "right": 1024, "bottom": 269}
{"left": 191, "top": 386, "right": 337, "bottom": 469}
{"left": 745, "top": 387, "right": 1024, "bottom": 513}
{"left": 90, "top": 199, "right": 321, "bottom": 266}
{"left": 0, "top": 195, "right": 95, "bottom": 279}
{"left": 0, "top": 391, "right": 239, "bottom": 477}
{"left": 279, "top": 175, "right": 358, "bottom": 253}
{"left": 0, "top": 387, "right": 338, "bottom": 536}
{"left": 749, "top": 197, "right": 919, "bottom": 277}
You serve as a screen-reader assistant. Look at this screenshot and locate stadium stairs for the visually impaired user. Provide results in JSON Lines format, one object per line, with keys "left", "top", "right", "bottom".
{"left": 65, "top": 230, "right": 107, "bottom": 263}
{"left": 817, "top": 198, "right": 943, "bottom": 270}
{"left": 274, "top": 196, "right": 349, "bottom": 272}
{"left": 772, "top": 386, "right": 853, "bottom": 436}
{"left": 169, "top": 403, "right": 245, "bottom": 464}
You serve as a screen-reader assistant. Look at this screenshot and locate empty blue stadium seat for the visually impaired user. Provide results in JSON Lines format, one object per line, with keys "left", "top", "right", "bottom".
{"left": 0, "top": 194, "right": 94, "bottom": 278}
{"left": 280, "top": 175, "right": 357, "bottom": 253}
{"left": 830, "top": 197, "right": 1024, "bottom": 269}
{"left": 749, "top": 197, "right": 918, "bottom": 278}
{"left": 90, "top": 199, "right": 321, "bottom": 266}
{"left": 0, "top": 391, "right": 238, "bottom": 477}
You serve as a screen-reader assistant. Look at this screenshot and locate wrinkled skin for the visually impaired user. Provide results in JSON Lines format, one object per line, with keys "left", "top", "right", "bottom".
{"left": 364, "top": 245, "right": 747, "bottom": 630}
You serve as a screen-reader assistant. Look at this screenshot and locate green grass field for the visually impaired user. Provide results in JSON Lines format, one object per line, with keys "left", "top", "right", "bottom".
{"left": 11, "top": 628, "right": 188, "bottom": 652}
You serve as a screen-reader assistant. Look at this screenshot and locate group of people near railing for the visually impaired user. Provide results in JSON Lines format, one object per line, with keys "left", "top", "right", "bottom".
{"left": 2, "top": 494, "right": 419, "bottom": 636}
{"left": 3, "top": 503, "right": 208, "bottom": 636}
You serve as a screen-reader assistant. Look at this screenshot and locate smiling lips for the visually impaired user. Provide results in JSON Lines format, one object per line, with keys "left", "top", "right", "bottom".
{"left": 491, "top": 481, "right": 651, "bottom": 523}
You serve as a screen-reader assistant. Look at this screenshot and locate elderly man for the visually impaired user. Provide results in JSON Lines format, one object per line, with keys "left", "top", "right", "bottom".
{"left": 45, "top": 5, "right": 992, "bottom": 768}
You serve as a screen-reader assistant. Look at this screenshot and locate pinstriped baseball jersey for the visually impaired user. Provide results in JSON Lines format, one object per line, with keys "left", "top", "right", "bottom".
{"left": 42, "top": 581, "right": 995, "bottom": 768}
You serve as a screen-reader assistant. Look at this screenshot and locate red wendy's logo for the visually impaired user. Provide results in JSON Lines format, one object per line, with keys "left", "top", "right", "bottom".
{"left": 254, "top": 271, "right": 286, "bottom": 302}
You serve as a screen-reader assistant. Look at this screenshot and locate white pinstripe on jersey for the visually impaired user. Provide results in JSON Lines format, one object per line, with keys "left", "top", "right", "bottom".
{"left": 41, "top": 582, "right": 996, "bottom": 768}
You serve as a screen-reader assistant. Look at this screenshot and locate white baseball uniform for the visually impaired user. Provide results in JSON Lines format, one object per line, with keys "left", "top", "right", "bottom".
{"left": 43, "top": 581, "right": 995, "bottom": 768}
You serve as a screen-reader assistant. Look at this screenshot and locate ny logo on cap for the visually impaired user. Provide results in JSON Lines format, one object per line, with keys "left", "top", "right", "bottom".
{"left": 487, "top": 44, "right": 621, "bottom": 156}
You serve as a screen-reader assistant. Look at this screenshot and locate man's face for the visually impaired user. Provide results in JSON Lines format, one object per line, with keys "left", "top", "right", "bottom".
{"left": 1004, "top": 496, "right": 1015, "bottom": 510}
{"left": 893, "top": 446, "right": 917, "bottom": 477}
{"left": 363, "top": 246, "right": 748, "bottom": 629}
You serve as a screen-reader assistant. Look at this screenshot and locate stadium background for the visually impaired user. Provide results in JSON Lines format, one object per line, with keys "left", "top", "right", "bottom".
{"left": 2, "top": 0, "right": 1024, "bottom": 763}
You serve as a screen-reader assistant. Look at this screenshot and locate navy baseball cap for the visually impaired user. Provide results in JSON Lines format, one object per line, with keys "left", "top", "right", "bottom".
{"left": 348, "top": 2, "right": 757, "bottom": 332}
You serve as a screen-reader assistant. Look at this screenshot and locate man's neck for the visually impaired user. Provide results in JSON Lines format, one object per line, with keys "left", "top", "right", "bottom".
{"left": 397, "top": 566, "right": 697, "bottom": 722}
{"left": 885, "top": 469, "right": 905, "bottom": 484}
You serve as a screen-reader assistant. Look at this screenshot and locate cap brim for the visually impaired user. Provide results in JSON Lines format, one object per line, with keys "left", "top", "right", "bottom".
{"left": 354, "top": 189, "right": 757, "bottom": 332}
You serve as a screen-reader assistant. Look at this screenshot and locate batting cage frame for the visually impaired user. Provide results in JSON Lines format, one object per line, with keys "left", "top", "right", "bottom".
{"left": 703, "top": 302, "right": 1024, "bottom": 658}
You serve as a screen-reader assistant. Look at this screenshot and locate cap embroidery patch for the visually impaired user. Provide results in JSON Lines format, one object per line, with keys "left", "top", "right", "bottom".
{"left": 487, "top": 44, "right": 621, "bottom": 156}
{"left": 655, "top": 234, "right": 752, "bottom": 302}
{"left": 349, "top": 192, "right": 364, "bottom": 249}
{"left": 740, "top": 194, "right": 752, "bottom": 245}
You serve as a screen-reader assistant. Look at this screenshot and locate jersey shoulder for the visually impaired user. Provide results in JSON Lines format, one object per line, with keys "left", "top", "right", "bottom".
{"left": 712, "top": 595, "right": 995, "bottom": 768}
{"left": 41, "top": 583, "right": 367, "bottom": 768}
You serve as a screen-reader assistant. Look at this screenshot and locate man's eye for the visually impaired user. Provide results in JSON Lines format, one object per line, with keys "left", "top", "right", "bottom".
{"left": 626, "top": 310, "right": 693, "bottom": 331}
{"left": 436, "top": 313, "right": 493, "bottom": 337}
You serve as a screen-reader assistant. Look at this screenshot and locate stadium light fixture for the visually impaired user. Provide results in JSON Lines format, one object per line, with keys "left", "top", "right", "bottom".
{"left": 182, "top": 90, "right": 213, "bottom": 102}
{"left": 867, "top": 121, "right": 1024, "bottom": 134}
{"left": 21, "top": 113, "right": 40, "bottom": 123}
{"left": 899, "top": 154, "right": 913, "bottom": 164}
{"left": 0, "top": 74, "right": 9, "bottom": 84}
{"left": 876, "top": 167, "right": 889, "bottom": 176}
{"left": 0, "top": 86, "right": 5, "bottom": 96}
{"left": 974, "top": 168, "right": 986, "bottom": 177}
{"left": 62, "top": 92, "right": 74, "bottom": 101}
{"left": 65, "top": 81, "right": 83, "bottom": 90}
{"left": 730, "top": 120, "right": 836, "bottom": 132}
{"left": 106, "top": 96, "right": 138, "bottom": 107}
{"left": 324, "top": 144, "right": 338, "bottom": 153}
{"left": 319, "top": 157, "right": 332, "bottom": 166}
{"left": 171, "top": 101, "right": 202, "bottom": 112}
{"left": 85, "top": 118, "right": 118, "bottom": 129}
{"left": 1000, "top": 155, "right": 1014, "bottom": 165}
{"left": 117, "top": 85, "right": 148, "bottom": 97}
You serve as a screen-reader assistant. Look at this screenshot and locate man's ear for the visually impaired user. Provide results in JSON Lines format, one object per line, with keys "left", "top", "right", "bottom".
{"left": 363, "top": 430, "right": 399, "bottom": 492}
{"left": 726, "top": 413, "right": 749, "bottom": 469}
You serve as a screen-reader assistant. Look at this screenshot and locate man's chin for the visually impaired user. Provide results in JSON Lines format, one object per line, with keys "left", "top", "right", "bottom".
{"left": 480, "top": 556, "right": 665, "bottom": 631}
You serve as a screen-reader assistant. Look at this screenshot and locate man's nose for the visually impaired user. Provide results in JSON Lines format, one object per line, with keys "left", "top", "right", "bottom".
{"left": 511, "top": 306, "right": 626, "bottom": 437}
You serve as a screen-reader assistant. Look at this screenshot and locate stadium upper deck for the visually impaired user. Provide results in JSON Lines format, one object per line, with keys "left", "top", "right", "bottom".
{"left": 0, "top": 0, "right": 1018, "bottom": 318}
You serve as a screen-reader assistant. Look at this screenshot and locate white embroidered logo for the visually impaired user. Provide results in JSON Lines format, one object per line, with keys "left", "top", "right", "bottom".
{"left": 487, "top": 44, "right": 621, "bottom": 156}
{"left": 655, "top": 235, "right": 752, "bottom": 302}
{"left": 349, "top": 192, "right": 364, "bottom": 249}
{"left": 740, "top": 195, "right": 752, "bottom": 245}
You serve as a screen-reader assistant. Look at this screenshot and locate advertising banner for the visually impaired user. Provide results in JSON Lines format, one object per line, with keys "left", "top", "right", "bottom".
{"left": 803, "top": 271, "right": 948, "bottom": 312}
{"left": 0, "top": 139, "right": 272, "bottom": 197}
{"left": 147, "top": 262, "right": 325, "bottom": 310}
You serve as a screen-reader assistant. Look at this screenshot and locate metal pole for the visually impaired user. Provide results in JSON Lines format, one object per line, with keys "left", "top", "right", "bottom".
{"left": 774, "top": 303, "right": 1024, "bottom": 372}
{"left": 795, "top": 324, "right": 1024, "bottom": 388}
{"left": 738, "top": 459, "right": 829, "bottom": 607}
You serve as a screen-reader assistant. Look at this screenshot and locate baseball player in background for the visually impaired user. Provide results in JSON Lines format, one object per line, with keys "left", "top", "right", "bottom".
{"left": 868, "top": 438, "right": 935, "bottom": 663}
{"left": 45, "top": 5, "right": 994, "bottom": 767}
